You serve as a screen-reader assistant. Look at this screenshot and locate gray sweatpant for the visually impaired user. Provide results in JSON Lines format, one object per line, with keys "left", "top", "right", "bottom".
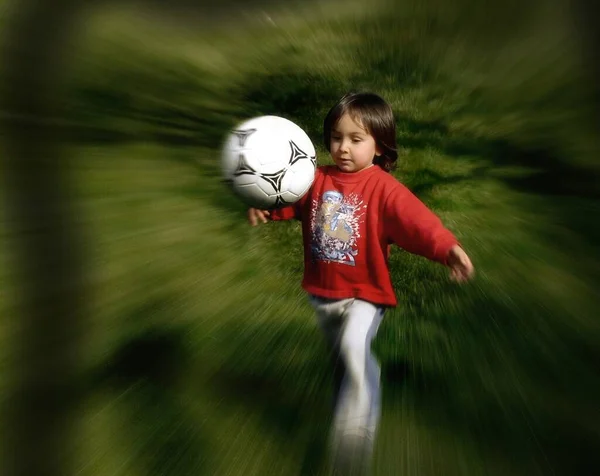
{"left": 309, "top": 295, "right": 385, "bottom": 475}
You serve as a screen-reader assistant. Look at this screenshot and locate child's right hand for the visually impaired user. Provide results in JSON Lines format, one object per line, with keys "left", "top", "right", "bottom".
{"left": 248, "top": 208, "right": 270, "bottom": 226}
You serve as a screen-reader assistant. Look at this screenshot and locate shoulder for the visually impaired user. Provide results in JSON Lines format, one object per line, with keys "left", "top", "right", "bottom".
{"left": 372, "top": 167, "right": 405, "bottom": 192}
{"left": 372, "top": 170, "right": 420, "bottom": 210}
{"left": 374, "top": 167, "right": 399, "bottom": 182}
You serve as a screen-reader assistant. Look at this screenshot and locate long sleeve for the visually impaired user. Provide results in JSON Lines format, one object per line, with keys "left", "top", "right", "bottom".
{"left": 383, "top": 183, "right": 458, "bottom": 265}
{"left": 270, "top": 202, "right": 301, "bottom": 221}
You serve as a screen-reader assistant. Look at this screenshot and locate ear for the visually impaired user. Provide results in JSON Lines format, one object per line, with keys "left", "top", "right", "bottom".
{"left": 375, "top": 145, "right": 383, "bottom": 157}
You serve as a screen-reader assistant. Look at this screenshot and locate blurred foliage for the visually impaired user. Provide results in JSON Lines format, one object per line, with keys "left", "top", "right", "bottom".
{"left": 2, "top": 0, "right": 600, "bottom": 475}
{"left": 59, "top": 0, "right": 599, "bottom": 179}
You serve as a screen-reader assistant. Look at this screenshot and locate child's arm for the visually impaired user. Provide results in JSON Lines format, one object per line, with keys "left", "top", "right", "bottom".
{"left": 383, "top": 184, "right": 474, "bottom": 280}
{"left": 247, "top": 205, "right": 298, "bottom": 226}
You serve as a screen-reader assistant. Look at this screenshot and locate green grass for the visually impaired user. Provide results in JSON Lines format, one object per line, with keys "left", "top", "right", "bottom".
{"left": 2, "top": 0, "right": 600, "bottom": 475}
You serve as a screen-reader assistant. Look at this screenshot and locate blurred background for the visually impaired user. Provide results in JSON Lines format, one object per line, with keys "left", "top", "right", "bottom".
{"left": 1, "top": 0, "right": 599, "bottom": 475}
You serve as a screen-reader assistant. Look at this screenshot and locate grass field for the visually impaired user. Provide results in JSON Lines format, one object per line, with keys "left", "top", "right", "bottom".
{"left": 2, "top": 1, "right": 600, "bottom": 475}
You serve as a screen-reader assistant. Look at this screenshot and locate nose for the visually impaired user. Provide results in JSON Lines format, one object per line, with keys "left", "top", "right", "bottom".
{"left": 340, "top": 139, "right": 350, "bottom": 152}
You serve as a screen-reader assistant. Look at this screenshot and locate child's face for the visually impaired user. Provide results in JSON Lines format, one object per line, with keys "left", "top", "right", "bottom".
{"left": 330, "top": 113, "right": 380, "bottom": 173}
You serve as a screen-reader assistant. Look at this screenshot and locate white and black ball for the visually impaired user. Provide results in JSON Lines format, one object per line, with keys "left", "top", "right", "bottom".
{"left": 222, "top": 115, "right": 317, "bottom": 210}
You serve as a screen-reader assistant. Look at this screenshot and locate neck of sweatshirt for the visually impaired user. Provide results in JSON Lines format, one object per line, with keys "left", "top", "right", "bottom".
{"left": 328, "top": 164, "right": 381, "bottom": 183}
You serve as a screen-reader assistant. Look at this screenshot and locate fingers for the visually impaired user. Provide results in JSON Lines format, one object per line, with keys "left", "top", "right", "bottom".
{"left": 248, "top": 208, "right": 257, "bottom": 226}
{"left": 461, "top": 254, "right": 475, "bottom": 280}
{"left": 450, "top": 268, "right": 464, "bottom": 282}
{"left": 449, "top": 253, "right": 475, "bottom": 283}
{"left": 450, "top": 269, "right": 467, "bottom": 283}
{"left": 247, "top": 208, "right": 270, "bottom": 226}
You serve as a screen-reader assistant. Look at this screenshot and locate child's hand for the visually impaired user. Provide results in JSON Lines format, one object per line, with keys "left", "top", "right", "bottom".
{"left": 447, "top": 245, "right": 474, "bottom": 282}
{"left": 248, "top": 208, "right": 270, "bottom": 226}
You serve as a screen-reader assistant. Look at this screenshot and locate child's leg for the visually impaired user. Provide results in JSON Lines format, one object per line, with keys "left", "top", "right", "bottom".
{"left": 309, "top": 296, "right": 350, "bottom": 411}
{"left": 309, "top": 296, "right": 385, "bottom": 475}
{"left": 334, "top": 299, "right": 384, "bottom": 474}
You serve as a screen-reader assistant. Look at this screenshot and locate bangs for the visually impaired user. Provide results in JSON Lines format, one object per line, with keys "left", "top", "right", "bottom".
{"left": 330, "top": 101, "right": 372, "bottom": 133}
{"left": 323, "top": 91, "right": 398, "bottom": 172}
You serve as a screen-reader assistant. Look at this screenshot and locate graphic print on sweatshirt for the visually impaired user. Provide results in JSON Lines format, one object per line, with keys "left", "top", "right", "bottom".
{"left": 310, "top": 190, "right": 366, "bottom": 266}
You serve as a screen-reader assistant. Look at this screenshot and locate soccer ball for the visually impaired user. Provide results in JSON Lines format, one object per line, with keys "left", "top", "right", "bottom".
{"left": 222, "top": 115, "right": 317, "bottom": 210}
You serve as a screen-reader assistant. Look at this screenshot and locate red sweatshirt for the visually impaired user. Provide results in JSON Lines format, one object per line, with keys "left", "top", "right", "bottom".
{"left": 270, "top": 165, "right": 458, "bottom": 306}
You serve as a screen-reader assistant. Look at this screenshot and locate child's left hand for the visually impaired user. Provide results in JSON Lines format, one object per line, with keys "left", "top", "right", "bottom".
{"left": 447, "top": 245, "right": 474, "bottom": 282}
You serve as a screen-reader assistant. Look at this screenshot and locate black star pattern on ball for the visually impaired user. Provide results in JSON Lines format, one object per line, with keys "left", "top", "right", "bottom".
{"left": 288, "top": 140, "right": 310, "bottom": 167}
{"left": 233, "top": 153, "right": 256, "bottom": 176}
{"left": 233, "top": 128, "right": 256, "bottom": 147}
{"left": 261, "top": 168, "right": 286, "bottom": 192}
{"left": 310, "top": 155, "right": 317, "bottom": 168}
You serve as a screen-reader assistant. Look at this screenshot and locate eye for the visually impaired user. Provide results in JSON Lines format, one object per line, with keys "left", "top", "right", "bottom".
{"left": 352, "top": 138, "right": 362, "bottom": 143}
{"left": 331, "top": 135, "right": 341, "bottom": 141}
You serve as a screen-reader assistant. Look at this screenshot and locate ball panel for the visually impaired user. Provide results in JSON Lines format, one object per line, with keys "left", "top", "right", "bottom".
{"left": 235, "top": 182, "right": 276, "bottom": 209}
{"left": 221, "top": 139, "right": 242, "bottom": 179}
{"left": 233, "top": 171, "right": 258, "bottom": 187}
{"left": 293, "top": 179, "right": 312, "bottom": 199}
{"left": 255, "top": 176, "right": 278, "bottom": 196}
{"left": 279, "top": 190, "right": 300, "bottom": 204}
{"left": 281, "top": 160, "right": 315, "bottom": 196}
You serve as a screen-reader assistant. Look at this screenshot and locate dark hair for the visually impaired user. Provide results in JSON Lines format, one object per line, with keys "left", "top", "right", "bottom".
{"left": 323, "top": 91, "right": 398, "bottom": 172}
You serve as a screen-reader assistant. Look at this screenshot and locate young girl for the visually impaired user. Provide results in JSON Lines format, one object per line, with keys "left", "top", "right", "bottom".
{"left": 247, "top": 92, "right": 474, "bottom": 474}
